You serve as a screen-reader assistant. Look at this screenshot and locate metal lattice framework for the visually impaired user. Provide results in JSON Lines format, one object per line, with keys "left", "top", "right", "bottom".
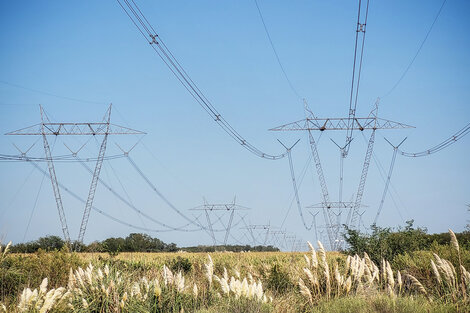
{"left": 269, "top": 116, "right": 412, "bottom": 132}
{"left": 6, "top": 104, "right": 145, "bottom": 245}
{"left": 271, "top": 99, "right": 414, "bottom": 250}
{"left": 190, "top": 199, "right": 250, "bottom": 246}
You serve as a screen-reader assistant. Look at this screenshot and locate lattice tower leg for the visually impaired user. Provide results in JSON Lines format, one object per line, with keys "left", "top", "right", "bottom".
{"left": 77, "top": 133, "right": 109, "bottom": 245}
{"left": 347, "top": 130, "right": 375, "bottom": 230}
{"left": 308, "top": 130, "right": 335, "bottom": 249}
{"left": 223, "top": 209, "right": 235, "bottom": 246}
{"left": 42, "top": 132, "right": 71, "bottom": 243}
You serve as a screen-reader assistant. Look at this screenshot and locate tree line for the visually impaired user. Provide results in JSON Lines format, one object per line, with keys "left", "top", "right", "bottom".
{"left": 343, "top": 220, "right": 470, "bottom": 264}
{"left": 9, "top": 233, "right": 279, "bottom": 253}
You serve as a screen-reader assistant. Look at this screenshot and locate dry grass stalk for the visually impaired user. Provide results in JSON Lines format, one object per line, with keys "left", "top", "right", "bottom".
{"left": 298, "top": 278, "right": 313, "bottom": 304}
{"left": 448, "top": 229, "right": 459, "bottom": 254}
{"left": 307, "top": 241, "right": 318, "bottom": 269}
{"left": 317, "top": 241, "right": 331, "bottom": 298}
{"left": 397, "top": 270, "right": 402, "bottom": 294}
{"left": 431, "top": 260, "right": 441, "bottom": 284}
{"left": 406, "top": 274, "right": 428, "bottom": 297}
{"left": 386, "top": 261, "right": 395, "bottom": 290}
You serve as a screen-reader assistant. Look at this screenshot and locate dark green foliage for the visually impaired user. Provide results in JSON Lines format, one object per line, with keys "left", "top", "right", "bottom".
{"left": 170, "top": 256, "right": 192, "bottom": 274}
{"left": 266, "top": 263, "right": 294, "bottom": 295}
{"left": 343, "top": 220, "right": 470, "bottom": 264}
{"left": 10, "top": 233, "right": 180, "bottom": 254}
{"left": 181, "top": 245, "right": 279, "bottom": 253}
{"left": 10, "top": 235, "right": 66, "bottom": 253}
{"left": 0, "top": 247, "right": 83, "bottom": 301}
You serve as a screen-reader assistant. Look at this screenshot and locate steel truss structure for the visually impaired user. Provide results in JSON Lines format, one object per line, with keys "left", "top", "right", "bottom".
{"left": 6, "top": 105, "right": 145, "bottom": 245}
{"left": 190, "top": 199, "right": 250, "bottom": 246}
{"left": 271, "top": 99, "right": 413, "bottom": 250}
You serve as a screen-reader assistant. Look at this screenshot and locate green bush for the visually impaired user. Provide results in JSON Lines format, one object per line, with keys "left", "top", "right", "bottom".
{"left": 265, "top": 263, "right": 294, "bottom": 295}
{"left": 170, "top": 256, "right": 192, "bottom": 274}
{"left": 0, "top": 247, "right": 83, "bottom": 302}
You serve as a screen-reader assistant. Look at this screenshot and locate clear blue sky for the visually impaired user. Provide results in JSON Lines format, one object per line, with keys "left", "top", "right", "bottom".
{"left": 0, "top": 0, "right": 469, "bottom": 249}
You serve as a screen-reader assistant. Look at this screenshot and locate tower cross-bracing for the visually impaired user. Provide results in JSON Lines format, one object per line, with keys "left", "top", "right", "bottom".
{"left": 6, "top": 104, "right": 145, "bottom": 245}
{"left": 270, "top": 99, "right": 414, "bottom": 250}
{"left": 190, "top": 199, "right": 250, "bottom": 246}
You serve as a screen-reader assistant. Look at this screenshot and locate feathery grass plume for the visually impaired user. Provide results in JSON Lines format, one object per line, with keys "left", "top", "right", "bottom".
{"left": 219, "top": 277, "right": 230, "bottom": 295}
{"left": 431, "top": 260, "right": 441, "bottom": 284}
{"left": 247, "top": 272, "right": 254, "bottom": 284}
{"left": 241, "top": 278, "right": 249, "bottom": 297}
{"left": 344, "top": 276, "right": 352, "bottom": 294}
{"left": 433, "top": 253, "right": 449, "bottom": 282}
{"left": 406, "top": 274, "right": 428, "bottom": 297}
{"left": 364, "top": 262, "right": 373, "bottom": 284}
{"left": 163, "top": 265, "right": 174, "bottom": 286}
{"left": 1, "top": 241, "right": 11, "bottom": 257}
{"left": 449, "top": 229, "right": 466, "bottom": 300}
{"left": 444, "top": 260, "right": 457, "bottom": 287}
{"left": 175, "top": 271, "right": 185, "bottom": 292}
{"left": 334, "top": 263, "right": 341, "bottom": 294}
{"left": 298, "top": 278, "right": 313, "bottom": 304}
{"left": 397, "top": 270, "right": 402, "bottom": 294}
{"left": 386, "top": 261, "right": 395, "bottom": 290}
{"left": 304, "top": 254, "right": 311, "bottom": 268}
{"left": 317, "top": 241, "right": 331, "bottom": 298}
{"left": 345, "top": 255, "right": 352, "bottom": 274}
{"left": 193, "top": 283, "right": 198, "bottom": 297}
{"left": 363, "top": 252, "right": 372, "bottom": 267}
{"left": 204, "top": 254, "right": 214, "bottom": 286}
{"left": 154, "top": 282, "right": 162, "bottom": 298}
{"left": 381, "top": 259, "right": 387, "bottom": 285}
{"left": 357, "top": 259, "right": 365, "bottom": 281}
{"left": 304, "top": 267, "right": 315, "bottom": 287}
{"left": 448, "top": 229, "right": 459, "bottom": 254}
{"left": 39, "top": 278, "right": 48, "bottom": 294}
{"left": 40, "top": 287, "right": 65, "bottom": 313}
{"left": 307, "top": 241, "right": 318, "bottom": 268}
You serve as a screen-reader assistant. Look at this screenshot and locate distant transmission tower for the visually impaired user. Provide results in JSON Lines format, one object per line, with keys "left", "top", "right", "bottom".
{"left": 190, "top": 198, "right": 250, "bottom": 246}
{"left": 6, "top": 104, "right": 144, "bottom": 245}
{"left": 271, "top": 99, "right": 413, "bottom": 250}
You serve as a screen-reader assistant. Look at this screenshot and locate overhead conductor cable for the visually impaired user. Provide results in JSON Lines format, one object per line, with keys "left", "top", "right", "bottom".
{"left": 116, "top": 0, "right": 286, "bottom": 160}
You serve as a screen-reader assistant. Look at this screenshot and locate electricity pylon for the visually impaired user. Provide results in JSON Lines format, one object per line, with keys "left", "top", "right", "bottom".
{"left": 270, "top": 99, "right": 413, "bottom": 250}
{"left": 190, "top": 198, "right": 250, "bottom": 246}
{"left": 6, "top": 104, "right": 145, "bottom": 245}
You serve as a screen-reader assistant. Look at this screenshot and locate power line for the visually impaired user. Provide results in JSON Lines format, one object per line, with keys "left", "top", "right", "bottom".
{"left": 382, "top": 0, "right": 448, "bottom": 98}
{"left": 0, "top": 80, "right": 107, "bottom": 105}
{"left": 116, "top": 0, "right": 286, "bottom": 160}
{"left": 27, "top": 159, "right": 201, "bottom": 233}
{"left": 399, "top": 122, "right": 469, "bottom": 157}
{"left": 23, "top": 163, "right": 48, "bottom": 241}
{"left": 253, "top": 0, "right": 302, "bottom": 100}
{"left": 344, "top": 0, "right": 371, "bottom": 156}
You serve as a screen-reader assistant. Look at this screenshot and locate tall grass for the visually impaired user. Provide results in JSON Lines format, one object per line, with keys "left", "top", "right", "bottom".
{"left": 1, "top": 229, "right": 469, "bottom": 312}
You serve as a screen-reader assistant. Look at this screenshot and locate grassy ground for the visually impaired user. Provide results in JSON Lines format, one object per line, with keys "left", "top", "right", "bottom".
{"left": 1, "top": 237, "right": 469, "bottom": 312}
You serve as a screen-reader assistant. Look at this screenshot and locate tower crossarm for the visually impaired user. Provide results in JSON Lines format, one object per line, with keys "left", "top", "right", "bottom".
{"left": 189, "top": 204, "right": 251, "bottom": 211}
{"left": 307, "top": 201, "right": 368, "bottom": 209}
{"left": 6, "top": 123, "right": 145, "bottom": 136}
{"left": 269, "top": 117, "right": 414, "bottom": 132}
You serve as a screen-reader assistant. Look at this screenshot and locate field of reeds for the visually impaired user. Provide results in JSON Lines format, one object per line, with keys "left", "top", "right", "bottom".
{"left": 1, "top": 229, "right": 469, "bottom": 312}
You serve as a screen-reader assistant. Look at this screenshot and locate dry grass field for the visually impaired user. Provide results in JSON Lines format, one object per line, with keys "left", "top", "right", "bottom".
{"left": 1, "top": 231, "right": 469, "bottom": 312}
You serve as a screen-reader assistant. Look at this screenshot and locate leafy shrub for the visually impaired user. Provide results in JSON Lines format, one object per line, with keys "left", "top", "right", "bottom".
{"left": 0, "top": 247, "right": 83, "bottom": 302}
{"left": 265, "top": 263, "right": 293, "bottom": 295}
{"left": 170, "top": 256, "right": 192, "bottom": 274}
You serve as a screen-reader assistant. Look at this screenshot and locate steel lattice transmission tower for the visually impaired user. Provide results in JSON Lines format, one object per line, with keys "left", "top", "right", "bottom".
{"left": 270, "top": 99, "right": 413, "bottom": 250}
{"left": 6, "top": 104, "right": 145, "bottom": 244}
{"left": 190, "top": 198, "right": 250, "bottom": 246}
